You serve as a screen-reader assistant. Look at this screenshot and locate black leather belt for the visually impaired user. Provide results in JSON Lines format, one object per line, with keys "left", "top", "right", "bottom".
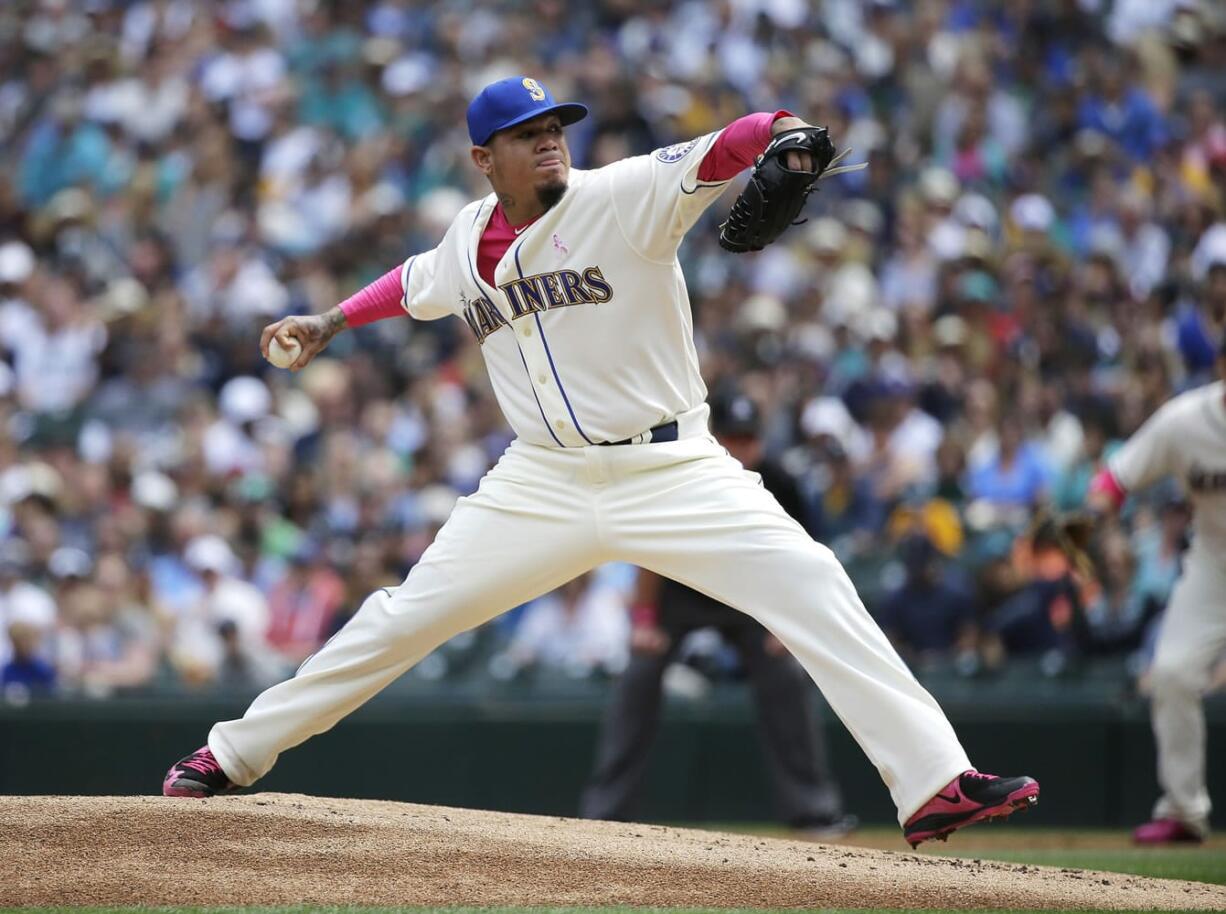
{"left": 600, "top": 420, "right": 679, "bottom": 446}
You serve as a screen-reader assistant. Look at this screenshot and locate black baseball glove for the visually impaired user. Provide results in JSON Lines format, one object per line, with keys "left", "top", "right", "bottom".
{"left": 718, "top": 126, "right": 862, "bottom": 253}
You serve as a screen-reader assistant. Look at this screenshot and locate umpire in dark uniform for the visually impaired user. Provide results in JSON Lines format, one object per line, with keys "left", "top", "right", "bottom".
{"left": 580, "top": 392, "right": 856, "bottom": 835}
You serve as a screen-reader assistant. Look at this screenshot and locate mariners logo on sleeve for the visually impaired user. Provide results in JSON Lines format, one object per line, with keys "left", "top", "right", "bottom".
{"left": 656, "top": 139, "right": 698, "bottom": 163}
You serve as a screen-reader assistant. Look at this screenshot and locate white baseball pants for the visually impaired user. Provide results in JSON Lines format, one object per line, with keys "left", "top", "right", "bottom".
{"left": 1148, "top": 554, "right": 1226, "bottom": 835}
{"left": 209, "top": 414, "right": 971, "bottom": 822}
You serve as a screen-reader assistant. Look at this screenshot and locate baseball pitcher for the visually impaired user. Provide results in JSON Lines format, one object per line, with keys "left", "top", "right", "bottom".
{"left": 1088, "top": 336, "right": 1226, "bottom": 844}
{"left": 163, "top": 76, "right": 1038, "bottom": 847}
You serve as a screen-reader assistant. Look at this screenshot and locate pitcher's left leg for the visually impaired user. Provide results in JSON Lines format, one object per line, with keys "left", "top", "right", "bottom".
{"left": 606, "top": 441, "right": 1033, "bottom": 836}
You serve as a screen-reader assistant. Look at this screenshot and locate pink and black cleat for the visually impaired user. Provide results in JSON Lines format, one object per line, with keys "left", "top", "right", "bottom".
{"left": 1133, "top": 819, "right": 1205, "bottom": 845}
{"left": 904, "top": 770, "right": 1039, "bottom": 848}
{"left": 162, "top": 745, "right": 238, "bottom": 798}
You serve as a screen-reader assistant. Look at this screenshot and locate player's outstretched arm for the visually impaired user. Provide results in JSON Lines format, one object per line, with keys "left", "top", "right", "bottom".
{"left": 259, "top": 262, "right": 412, "bottom": 372}
{"left": 1086, "top": 395, "right": 1179, "bottom": 516}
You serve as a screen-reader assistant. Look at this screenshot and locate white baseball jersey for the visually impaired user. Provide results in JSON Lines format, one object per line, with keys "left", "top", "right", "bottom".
{"left": 1109, "top": 380, "right": 1226, "bottom": 568}
{"left": 396, "top": 132, "right": 731, "bottom": 447}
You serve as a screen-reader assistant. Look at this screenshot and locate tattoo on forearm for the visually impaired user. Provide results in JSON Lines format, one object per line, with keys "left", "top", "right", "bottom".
{"left": 325, "top": 307, "right": 348, "bottom": 335}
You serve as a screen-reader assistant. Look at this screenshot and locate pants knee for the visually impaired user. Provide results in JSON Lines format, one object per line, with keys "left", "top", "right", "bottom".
{"left": 1150, "top": 656, "right": 1206, "bottom": 696}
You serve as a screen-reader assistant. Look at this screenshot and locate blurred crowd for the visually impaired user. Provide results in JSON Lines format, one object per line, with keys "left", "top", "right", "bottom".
{"left": 1, "top": 0, "right": 1225, "bottom": 700}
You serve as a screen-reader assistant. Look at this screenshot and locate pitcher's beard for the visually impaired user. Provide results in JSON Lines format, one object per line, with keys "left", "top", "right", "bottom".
{"left": 536, "top": 179, "right": 568, "bottom": 211}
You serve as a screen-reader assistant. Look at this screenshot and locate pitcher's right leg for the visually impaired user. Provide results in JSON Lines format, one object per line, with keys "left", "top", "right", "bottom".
{"left": 166, "top": 444, "right": 602, "bottom": 792}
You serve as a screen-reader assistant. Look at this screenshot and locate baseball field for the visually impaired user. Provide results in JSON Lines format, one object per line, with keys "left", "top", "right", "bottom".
{"left": 2, "top": 794, "right": 1223, "bottom": 912}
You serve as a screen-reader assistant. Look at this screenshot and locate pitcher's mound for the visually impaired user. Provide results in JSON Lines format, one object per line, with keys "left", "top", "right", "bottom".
{"left": 2, "top": 794, "right": 1222, "bottom": 909}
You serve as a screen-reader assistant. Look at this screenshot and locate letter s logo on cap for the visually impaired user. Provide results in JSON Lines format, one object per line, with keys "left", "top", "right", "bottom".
{"left": 522, "top": 78, "right": 546, "bottom": 102}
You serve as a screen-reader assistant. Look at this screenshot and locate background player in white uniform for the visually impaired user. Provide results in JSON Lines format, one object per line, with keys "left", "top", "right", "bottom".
{"left": 1089, "top": 337, "right": 1226, "bottom": 844}
{"left": 163, "top": 76, "right": 1038, "bottom": 847}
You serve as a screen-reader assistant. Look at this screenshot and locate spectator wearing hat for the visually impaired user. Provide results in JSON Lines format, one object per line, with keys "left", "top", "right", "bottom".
{"left": 170, "top": 535, "right": 274, "bottom": 686}
{"left": 0, "top": 538, "right": 57, "bottom": 675}
{"left": 874, "top": 532, "right": 977, "bottom": 666}
{"left": 203, "top": 376, "right": 273, "bottom": 476}
{"left": 582, "top": 391, "right": 855, "bottom": 838}
{"left": 2, "top": 620, "right": 56, "bottom": 694}
{"left": 216, "top": 617, "right": 285, "bottom": 691}
{"left": 797, "top": 395, "right": 882, "bottom": 556}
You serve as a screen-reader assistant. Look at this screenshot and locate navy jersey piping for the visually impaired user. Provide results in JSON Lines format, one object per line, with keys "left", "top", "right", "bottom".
{"left": 514, "top": 243, "right": 595, "bottom": 445}
{"left": 468, "top": 201, "right": 564, "bottom": 447}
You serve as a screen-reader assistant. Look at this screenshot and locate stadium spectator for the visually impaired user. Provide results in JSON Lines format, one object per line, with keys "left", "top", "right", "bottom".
{"left": 967, "top": 416, "right": 1053, "bottom": 513}
{"left": 0, "top": 0, "right": 1218, "bottom": 695}
{"left": 264, "top": 539, "right": 346, "bottom": 665}
{"left": 2, "top": 621, "right": 56, "bottom": 694}
{"left": 874, "top": 532, "right": 977, "bottom": 666}
{"left": 169, "top": 535, "right": 273, "bottom": 685}
{"left": 493, "top": 572, "right": 629, "bottom": 679}
{"left": 1081, "top": 531, "right": 1163, "bottom": 656}
{"left": 0, "top": 539, "right": 57, "bottom": 672}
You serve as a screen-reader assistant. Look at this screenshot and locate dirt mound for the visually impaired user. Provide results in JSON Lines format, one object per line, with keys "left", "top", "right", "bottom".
{"left": 1, "top": 794, "right": 1222, "bottom": 909}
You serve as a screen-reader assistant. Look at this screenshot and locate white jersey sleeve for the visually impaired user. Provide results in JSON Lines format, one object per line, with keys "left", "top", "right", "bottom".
{"left": 602, "top": 130, "right": 730, "bottom": 261}
{"left": 399, "top": 220, "right": 463, "bottom": 321}
{"left": 1108, "top": 400, "right": 1180, "bottom": 492}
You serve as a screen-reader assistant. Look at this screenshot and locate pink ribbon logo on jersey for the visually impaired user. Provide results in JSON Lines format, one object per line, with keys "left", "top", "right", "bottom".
{"left": 552, "top": 233, "right": 569, "bottom": 256}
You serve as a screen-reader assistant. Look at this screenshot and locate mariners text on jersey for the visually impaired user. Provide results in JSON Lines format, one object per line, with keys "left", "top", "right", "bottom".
{"left": 462, "top": 266, "right": 615, "bottom": 342}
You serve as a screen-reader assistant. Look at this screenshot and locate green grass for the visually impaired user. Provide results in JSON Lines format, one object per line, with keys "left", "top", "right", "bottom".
{"left": 2, "top": 909, "right": 1219, "bottom": 914}
{"left": 939, "top": 846, "right": 1226, "bottom": 885}
{"left": 706, "top": 824, "right": 1226, "bottom": 887}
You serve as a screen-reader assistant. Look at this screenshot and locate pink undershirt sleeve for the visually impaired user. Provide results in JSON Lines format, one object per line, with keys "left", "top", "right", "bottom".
{"left": 697, "top": 110, "right": 793, "bottom": 182}
{"left": 338, "top": 265, "right": 406, "bottom": 327}
{"left": 1088, "top": 467, "right": 1127, "bottom": 510}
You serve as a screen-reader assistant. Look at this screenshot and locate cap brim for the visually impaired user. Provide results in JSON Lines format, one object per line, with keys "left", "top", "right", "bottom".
{"left": 478, "top": 103, "right": 588, "bottom": 145}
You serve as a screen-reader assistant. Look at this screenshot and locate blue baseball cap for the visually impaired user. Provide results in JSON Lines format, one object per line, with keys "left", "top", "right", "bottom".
{"left": 466, "top": 76, "right": 588, "bottom": 146}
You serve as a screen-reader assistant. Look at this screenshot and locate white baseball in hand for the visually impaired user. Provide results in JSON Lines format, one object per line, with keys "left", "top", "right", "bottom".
{"left": 267, "top": 334, "right": 302, "bottom": 369}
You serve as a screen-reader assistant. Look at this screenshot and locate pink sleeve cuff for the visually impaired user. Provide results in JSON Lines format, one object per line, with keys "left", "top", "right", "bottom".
{"left": 697, "top": 110, "right": 794, "bottom": 183}
{"left": 1089, "top": 467, "right": 1126, "bottom": 509}
{"left": 339, "top": 265, "right": 407, "bottom": 328}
